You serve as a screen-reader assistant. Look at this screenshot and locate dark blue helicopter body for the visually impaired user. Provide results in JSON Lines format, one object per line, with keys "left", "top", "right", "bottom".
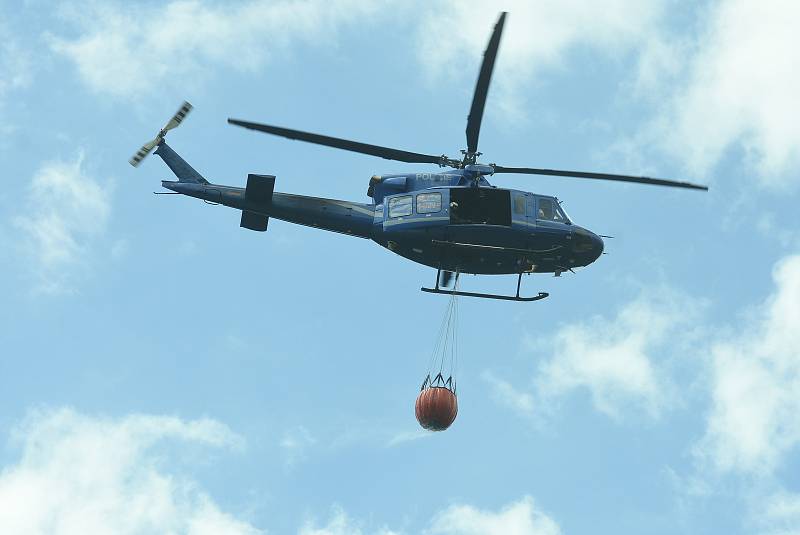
{"left": 134, "top": 12, "right": 705, "bottom": 301}
{"left": 370, "top": 171, "right": 603, "bottom": 275}
{"left": 159, "top": 153, "right": 602, "bottom": 278}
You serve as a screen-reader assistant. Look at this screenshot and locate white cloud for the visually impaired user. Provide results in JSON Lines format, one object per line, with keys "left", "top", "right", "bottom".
{"left": 281, "top": 425, "right": 316, "bottom": 467}
{"left": 642, "top": 0, "right": 800, "bottom": 186}
{"left": 50, "top": 0, "right": 392, "bottom": 98}
{"left": 415, "top": 0, "right": 666, "bottom": 119}
{"left": 415, "top": 1, "right": 800, "bottom": 186}
{"left": 13, "top": 153, "right": 111, "bottom": 294}
{"left": 696, "top": 254, "right": 800, "bottom": 475}
{"left": 0, "top": 17, "right": 31, "bottom": 100}
{"left": 758, "top": 491, "right": 800, "bottom": 535}
{"left": 0, "top": 39, "right": 31, "bottom": 98}
{"left": 533, "top": 289, "right": 698, "bottom": 420}
{"left": 428, "top": 496, "right": 560, "bottom": 535}
{"left": 386, "top": 428, "right": 431, "bottom": 447}
{"left": 482, "top": 371, "right": 535, "bottom": 416}
{"left": 507, "top": 254, "right": 800, "bottom": 478}
{"left": 301, "top": 497, "right": 560, "bottom": 535}
{"left": 0, "top": 407, "right": 258, "bottom": 535}
{"left": 299, "top": 507, "right": 399, "bottom": 535}
{"left": 0, "top": 18, "right": 32, "bottom": 138}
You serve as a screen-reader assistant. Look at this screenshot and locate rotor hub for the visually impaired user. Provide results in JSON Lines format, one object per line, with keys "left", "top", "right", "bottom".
{"left": 460, "top": 150, "right": 482, "bottom": 166}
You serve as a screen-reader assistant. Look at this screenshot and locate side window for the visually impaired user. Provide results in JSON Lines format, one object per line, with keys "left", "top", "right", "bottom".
{"left": 388, "top": 195, "right": 412, "bottom": 218}
{"left": 417, "top": 192, "right": 442, "bottom": 214}
{"left": 513, "top": 195, "right": 526, "bottom": 215}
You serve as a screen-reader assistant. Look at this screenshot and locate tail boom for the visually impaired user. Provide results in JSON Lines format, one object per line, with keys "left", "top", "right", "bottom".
{"left": 161, "top": 178, "right": 373, "bottom": 238}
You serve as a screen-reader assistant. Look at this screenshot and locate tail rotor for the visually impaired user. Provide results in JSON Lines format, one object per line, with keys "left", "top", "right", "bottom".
{"left": 129, "top": 101, "right": 193, "bottom": 167}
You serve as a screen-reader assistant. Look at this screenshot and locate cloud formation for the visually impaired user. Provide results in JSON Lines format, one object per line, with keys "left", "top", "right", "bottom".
{"left": 0, "top": 37, "right": 30, "bottom": 99}
{"left": 0, "top": 407, "right": 258, "bottom": 534}
{"left": 13, "top": 154, "right": 111, "bottom": 294}
{"left": 482, "top": 371, "right": 535, "bottom": 417}
{"left": 510, "top": 253, "right": 800, "bottom": 477}
{"left": 415, "top": 0, "right": 666, "bottom": 119}
{"left": 697, "top": 254, "right": 800, "bottom": 475}
{"left": 642, "top": 0, "right": 800, "bottom": 186}
{"left": 757, "top": 491, "right": 800, "bottom": 535}
{"left": 429, "top": 496, "right": 561, "bottom": 535}
{"left": 533, "top": 289, "right": 697, "bottom": 419}
{"left": 300, "top": 497, "right": 561, "bottom": 535}
{"left": 0, "top": 17, "right": 32, "bottom": 136}
{"left": 299, "top": 507, "right": 398, "bottom": 535}
{"left": 415, "top": 1, "right": 800, "bottom": 187}
{"left": 280, "top": 425, "right": 316, "bottom": 467}
{"left": 50, "top": 0, "right": 390, "bottom": 98}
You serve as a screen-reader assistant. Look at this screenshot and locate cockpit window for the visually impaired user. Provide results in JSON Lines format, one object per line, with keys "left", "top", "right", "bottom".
{"left": 388, "top": 195, "right": 412, "bottom": 218}
{"left": 537, "top": 198, "right": 567, "bottom": 223}
{"left": 557, "top": 202, "right": 572, "bottom": 223}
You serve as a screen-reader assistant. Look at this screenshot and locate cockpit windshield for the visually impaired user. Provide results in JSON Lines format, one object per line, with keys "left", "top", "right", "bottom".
{"left": 556, "top": 199, "right": 572, "bottom": 223}
{"left": 536, "top": 197, "right": 569, "bottom": 223}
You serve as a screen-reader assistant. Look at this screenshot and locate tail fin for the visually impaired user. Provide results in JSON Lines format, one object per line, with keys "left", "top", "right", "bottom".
{"left": 154, "top": 142, "right": 209, "bottom": 184}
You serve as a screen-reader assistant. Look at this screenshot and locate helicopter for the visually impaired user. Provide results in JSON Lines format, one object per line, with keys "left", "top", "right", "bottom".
{"left": 130, "top": 12, "right": 707, "bottom": 302}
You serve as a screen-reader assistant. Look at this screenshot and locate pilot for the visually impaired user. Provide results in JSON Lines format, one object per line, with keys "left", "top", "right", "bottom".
{"left": 538, "top": 201, "right": 553, "bottom": 220}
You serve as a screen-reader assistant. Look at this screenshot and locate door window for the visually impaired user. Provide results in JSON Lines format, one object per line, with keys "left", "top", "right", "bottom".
{"left": 513, "top": 194, "right": 526, "bottom": 215}
{"left": 417, "top": 192, "right": 442, "bottom": 214}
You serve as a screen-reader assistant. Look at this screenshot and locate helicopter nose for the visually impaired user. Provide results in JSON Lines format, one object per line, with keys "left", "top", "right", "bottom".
{"left": 590, "top": 232, "right": 604, "bottom": 262}
{"left": 572, "top": 227, "right": 603, "bottom": 265}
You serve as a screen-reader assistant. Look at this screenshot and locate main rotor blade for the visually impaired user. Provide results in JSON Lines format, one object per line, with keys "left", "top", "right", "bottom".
{"left": 228, "top": 119, "right": 448, "bottom": 165}
{"left": 492, "top": 165, "right": 709, "bottom": 191}
{"left": 465, "top": 12, "right": 507, "bottom": 155}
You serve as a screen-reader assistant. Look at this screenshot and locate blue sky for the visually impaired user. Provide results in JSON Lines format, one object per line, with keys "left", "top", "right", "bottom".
{"left": 1, "top": 1, "right": 799, "bottom": 533}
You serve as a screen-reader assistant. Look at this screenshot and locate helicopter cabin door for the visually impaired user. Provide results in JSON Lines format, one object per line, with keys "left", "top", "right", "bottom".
{"left": 512, "top": 191, "right": 531, "bottom": 229}
{"left": 512, "top": 190, "right": 534, "bottom": 245}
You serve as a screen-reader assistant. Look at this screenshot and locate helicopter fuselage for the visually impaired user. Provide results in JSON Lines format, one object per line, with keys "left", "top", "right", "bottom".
{"left": 162, "top": 168, "right": 603, "bottom": 276}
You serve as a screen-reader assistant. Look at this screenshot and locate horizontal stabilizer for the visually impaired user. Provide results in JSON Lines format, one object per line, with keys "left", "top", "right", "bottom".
{"left": 240, "top": 210, "right": 269, "bottom": 231}
{"left": 240, "top": 174, "right": 275, "bottom": 232}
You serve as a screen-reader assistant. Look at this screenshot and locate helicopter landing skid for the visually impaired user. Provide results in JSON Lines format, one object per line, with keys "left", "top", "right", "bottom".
{"left": 421, "top": 270, "right": 549, "bottom": 302}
